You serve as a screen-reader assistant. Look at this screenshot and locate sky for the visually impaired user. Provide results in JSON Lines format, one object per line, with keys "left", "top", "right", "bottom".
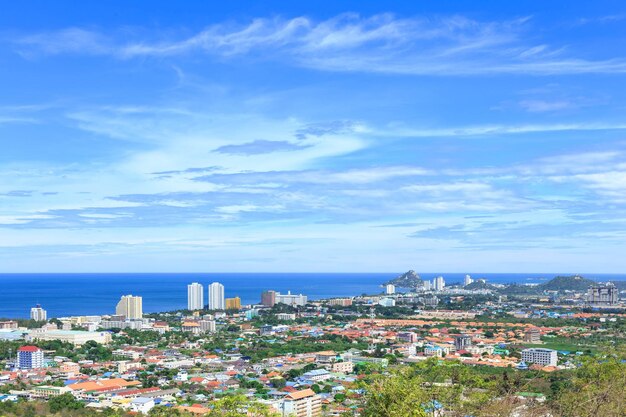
{"left": 1, "top": 1, "right": 626, "bottom": 273}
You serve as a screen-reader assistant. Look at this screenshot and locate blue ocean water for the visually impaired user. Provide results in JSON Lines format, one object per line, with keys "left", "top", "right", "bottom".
{"left": 0, "top": 272, "right": 623, "bottom": 319}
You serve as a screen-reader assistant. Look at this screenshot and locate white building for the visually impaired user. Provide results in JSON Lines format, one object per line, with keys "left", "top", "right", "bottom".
{"left": 464, "top": 275, "right": 473, "bottom": 287}
{"left": 27, "top": 329, "right": 112, "bottom": 346}
{"left": 17, "top": 346, "right": 45, "bottom": 369}
{"left": 433, "top": 276, "right": 446, "bottom": 291}
{"left": 422, "top": 280, "right": 432, "bottom": 291}
{"left": 282, "top": 389, "right": 322, "bottom": 417}
{"left": 208, "top": 282, "right": 225, "bottom": 310}
{"left": 187, "top": 282, "right": 204, "bottom": 311}
{"left": 385, "top": 284, "right": 395, "bottom": 295}
{"left": 116, "top": 295, "right": 143, "bottom": 319}
{"left": 30, "top": 305, "right": 47, "bottom": 321}
{"left": 302, "top": 369, "right": 331, "bottom": 382}
{"left": 198, "top": 320, "right": 216, "bottom": 333}
{"left": 521, "top": 348, "right": 558, "bottom": 367}
{"left": 275, "top": 291, "right": 308, "bottom": 306}
{"left": 129, "top": 398, "right": 155, "bottom": 414}
{"left": 276, "top": 313, "right": 296, "bottom": 321}
{"left": 378, "top": 298, "right": 396, "bottom": 307}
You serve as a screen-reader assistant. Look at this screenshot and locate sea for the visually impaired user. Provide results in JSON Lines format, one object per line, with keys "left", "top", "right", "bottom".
{"left": 0, "top": 272, "right": 624, "bottom": 319}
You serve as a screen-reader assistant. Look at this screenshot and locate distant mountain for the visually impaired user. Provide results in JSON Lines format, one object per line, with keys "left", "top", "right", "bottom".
{"left": 385, "top": 270, "right": 423, "bottom": 288}
{"left": 540, "top": 275, "right": 595, "bottom": 291}
{"left": 465, "top": 280, "right": 496, "bottom": 290}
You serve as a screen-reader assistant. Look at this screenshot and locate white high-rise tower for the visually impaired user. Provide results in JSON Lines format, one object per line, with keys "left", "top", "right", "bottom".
{"left": 464, "top": 275, "right": 473, "bottom": 287}
{"left": 433, "top": 276, "right": 445, "bottom": 291}
{"left": 208, "top": 282, "right": 225, "bottom": 310}
{"left": 30, "top": 304, "right": 47, "bottom": 321}
{"left": 187, "top": 282, "right": 204, "bottom": 310}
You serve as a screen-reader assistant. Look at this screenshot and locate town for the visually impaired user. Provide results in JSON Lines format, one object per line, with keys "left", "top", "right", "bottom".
{"left": 0, "top": 273, "right": 625, "bottom": 416}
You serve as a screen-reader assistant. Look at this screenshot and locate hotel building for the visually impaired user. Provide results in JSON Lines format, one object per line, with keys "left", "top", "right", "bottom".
{"left": 17, "top": 345, "right": 45, "bottom": 369}
{"left": 275, "top": 291, "right": 307, "bottom": 306}
{"left": 521, "top": 348, "right": 558, "bottom": 366}
{"left": 30, "top": 304, "right": 47, "bottom": 321}
{"left": 116, "top": 295, "right": 143, "bottom": 319}
{"left": 261, "top": 290, "right": 276, "bottom": 307}
{"left": 225, "top": 297, "right": 241, "bottom": 310}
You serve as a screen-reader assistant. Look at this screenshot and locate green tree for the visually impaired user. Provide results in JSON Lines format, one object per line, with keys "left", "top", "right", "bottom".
{"left": 48, "top": 392, "right": 85, "bottom": 413}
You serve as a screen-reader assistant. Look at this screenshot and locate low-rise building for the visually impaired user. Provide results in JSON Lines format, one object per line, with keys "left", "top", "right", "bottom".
{"left": 523, "top": 328, "right": 541, "bottom": 343}
{"left": 331, "top": 361, "right": 354, "bottom": 374}
{"left": 30, "top": 386, "right": 72, "bottom": 398}
{"left": 301, "top": 369, "right": 331, "bottom": 382}
{"left": 129, "top": 397, "right": 155, "bottom": 414}
{"left": 27, "top": 329, "right": 111, "bottom": 346}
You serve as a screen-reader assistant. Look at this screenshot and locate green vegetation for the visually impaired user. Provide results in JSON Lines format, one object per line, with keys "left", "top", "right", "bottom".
{"left": 540, "top": 275, "right": 596, "bottom": 291}
{"left": 346, "top": 349, "right": 626, "bottom": 417}
{"left": 239, "top": 334, "right": 367, "bottom": 362}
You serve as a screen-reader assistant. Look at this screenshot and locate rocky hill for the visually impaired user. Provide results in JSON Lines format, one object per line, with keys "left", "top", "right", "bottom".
{"left": 385, "top": 270, "right": 423, "bottom": 288}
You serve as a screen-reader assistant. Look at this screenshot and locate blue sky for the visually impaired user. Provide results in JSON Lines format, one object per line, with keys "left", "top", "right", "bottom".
{"left": 1, "top": 1, "right": 626, "bottom": 272}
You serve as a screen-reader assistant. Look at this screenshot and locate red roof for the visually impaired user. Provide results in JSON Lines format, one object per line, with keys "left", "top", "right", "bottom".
{"left": 18, "top": 346, "right": 41, "bottom": 352}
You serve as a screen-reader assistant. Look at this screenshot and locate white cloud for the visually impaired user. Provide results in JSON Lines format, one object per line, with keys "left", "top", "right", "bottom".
{"left": 13, "top": 14, "right": 626, "bottom": 75}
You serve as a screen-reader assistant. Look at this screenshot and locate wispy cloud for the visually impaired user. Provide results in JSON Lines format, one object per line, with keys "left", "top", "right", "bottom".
{"left": 213, "top": 139, "right": 309, "bottom": 155}
{"left": 377, "top": 122, "right": 626, "bottom": 138}
{"left": 518, "top": 99, "right": 575, "bottom": 112}
{"left": 13, "top": 14, "right": 626, "bottom": 75}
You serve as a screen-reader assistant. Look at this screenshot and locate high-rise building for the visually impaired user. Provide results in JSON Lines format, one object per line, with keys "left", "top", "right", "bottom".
{"left": 587, "top": 283, "right": 619, "bottom": 306}
{"left": 521, "top": 348, "right": 557, "bottom": 366}
{"left": 30, "top": 304, "right": 47, "bottom": 321}
{"left": 116, "top": 295, "right": 143, "bottom": 320}
{"left": 385, "top": 284, "right": 395, "bottom": 295}
{"left": 422, "top": 280, "right": 431, "bottom": 291}
{"left": 463, "top": 275, "right": 473, "bottom": 287}
{"left": 433, "top": 276, "right": 446, "bottom": 291}
{"left": 187, "top": 283, "right": 204, "bottom": 311}
{"left": 225, "top": 297, "right": 241, "bottom": 310}
{"left": 208, "top": 282, "right": 225, "bottom": 310}
{"left": 261, "top": 290, "right": 276, "bottom": 307}
{"left": 454, "top": 335, "right": 472, "bottom": 351}
{"left": 17, "top": 346, "right": 45, "bottom": 369}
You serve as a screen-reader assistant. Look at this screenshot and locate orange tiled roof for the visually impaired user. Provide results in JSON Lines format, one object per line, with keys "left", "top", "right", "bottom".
{"left": 286, "top": 388, "right": 316, "bottom": 400}
{"left": 68, "top": 378, "right": 140, "bottom": 391}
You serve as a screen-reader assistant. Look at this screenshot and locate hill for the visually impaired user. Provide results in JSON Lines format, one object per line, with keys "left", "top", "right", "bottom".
{"left": 385, "top": 270, "right": 423, "bottom": 288}
{"left": 540, "top": 275, "right": 595, "bottom": 291}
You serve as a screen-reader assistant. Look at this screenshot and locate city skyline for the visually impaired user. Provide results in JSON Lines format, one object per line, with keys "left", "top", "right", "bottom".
{"left": 2, "top": 1, "right": 626, "bottom": 273}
